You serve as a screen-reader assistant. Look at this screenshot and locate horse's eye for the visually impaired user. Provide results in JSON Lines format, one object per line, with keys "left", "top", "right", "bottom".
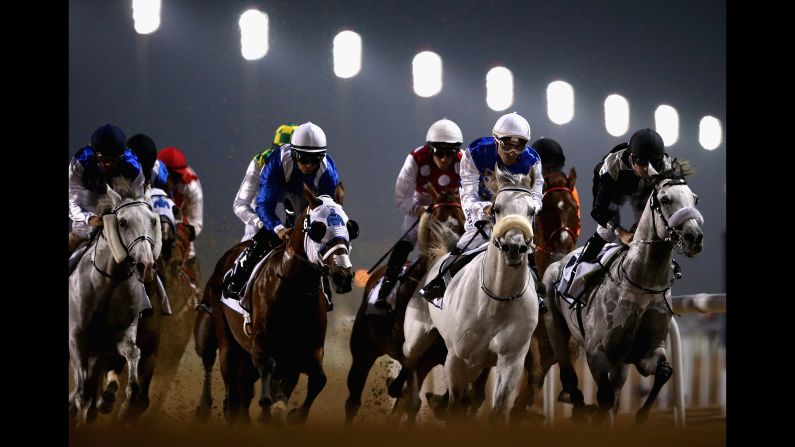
{"left": 660, "top": 197, "right": 671, "bottom": 206}
{"left": 492, "top": 206, "right": 500, "bottom": 215}
{"left": 119, "top": 218, "right": 127, "bottom": 228}
{"left": 693, "top": 194, "right": 699, "bottom": 205}
{"left": 151, "top": 217, "right": 157, "bottom": 227}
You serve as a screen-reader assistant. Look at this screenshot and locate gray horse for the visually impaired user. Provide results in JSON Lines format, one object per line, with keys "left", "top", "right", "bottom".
{"left": 68, "top": 178, "right": 161, "bottom": 426}
{"left": 543, "top": 160, "right": 703, "bottom": 426}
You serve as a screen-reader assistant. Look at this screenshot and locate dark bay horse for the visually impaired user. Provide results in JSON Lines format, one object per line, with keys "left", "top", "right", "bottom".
{"left": 344, "top": 187, "right": 465, "bottom": 425}
{"left": 206, "top": 186, "right": 357, "bottom": 424}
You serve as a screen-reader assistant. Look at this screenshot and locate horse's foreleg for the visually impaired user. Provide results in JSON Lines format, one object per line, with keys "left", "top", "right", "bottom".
{"left": 69, "top": 326, "right": 93, "bottom": 426}
{"left": 344, "top": 346, "right": 378, "bottom": 426}
{"left": 194, "top": 309, "right": 217, "bottom": 421}
{"left": 634, "top": 346, "right": 672, "bottom": 426}
{"left": 545, "top": 308, "right": 587, "bottom": 425}
{"left": 587, "top": 349, "right": 615, "bottom": 427}
{"left": 490, "top": 352, "right": 526, "bottom": 425}
{"left": 466, "top": 367, "right": 490, "bottom": 418}
{"left": 443, "top": 353, "right": 471, "bottom": 425}
{"left": 251, "top": 333, "right": 276, "bottom": 424}
{"left": 117, "top": 323, "right": 142, "bottom": 414}
{"left": 288, "top": 361, "right": 327, "bottom": 425}
{"left": 96, "top": 357, "right": 123, "bottom": 414}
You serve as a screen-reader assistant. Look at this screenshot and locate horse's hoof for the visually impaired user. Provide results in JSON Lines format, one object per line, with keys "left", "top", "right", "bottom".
{"left": 287, "top": 408, "right": 308, "bottom": 425}
{"left": 571, "top": 406, "right": 590, "bottom": 426}
{"left": 195, "top": 402, "right": 212, "bottom": 421}
{"left": 271, "top": 401, "right": 288, "bottom": 425}
{"left": 557, "top": 390, "right": 572, "bottom": 404}
{"left": 97, "top": 386, "right": 117, "bottom": 414}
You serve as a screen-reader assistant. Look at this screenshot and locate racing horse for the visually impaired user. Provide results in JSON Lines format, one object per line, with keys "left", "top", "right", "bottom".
{"left": 543, "top": 160, "right": 703, "bottom": 425}
{"left": 401, "top": 167, "right": 540, "bottom": 424}
{"left": 68, "top": 178, "right": 161, "bottom": 426}
{"left": 207, "top": 185, "right": 357, "bottom": 424}
{"left": 344, "top": 186, "right": 466, "bottom": 425}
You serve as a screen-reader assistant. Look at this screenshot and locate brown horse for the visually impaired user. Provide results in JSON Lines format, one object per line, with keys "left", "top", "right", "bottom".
{"left": 344, "top": 187, "right": 466, "bottom": 425}
{"left": 204, "top": 185, "right": 356, "bottom": 424}
{"left": 509, "top": 167, "right": 581, "bottom": 424}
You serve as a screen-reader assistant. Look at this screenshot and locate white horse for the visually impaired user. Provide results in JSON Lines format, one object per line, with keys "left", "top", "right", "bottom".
{"left": 543, "top": 160, "right": 704, "bottom": 426}
{"left": 68, "top": 178, "right": 161, "bottom": 426}
{"left": 401, "top": 168, "right": 539, "bottom": 423}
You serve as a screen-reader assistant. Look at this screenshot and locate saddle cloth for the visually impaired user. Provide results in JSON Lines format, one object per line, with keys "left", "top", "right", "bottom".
{"left": 555, "top": 243, "right": 625, "bottom": 305}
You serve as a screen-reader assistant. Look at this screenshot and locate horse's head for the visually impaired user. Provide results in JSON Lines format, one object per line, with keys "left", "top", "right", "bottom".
{"left": 298, "top": 185, "right": 358, "bottom": 293}
{"left": 538, "top": 168, "right": 580, "bottom": 261}
{"left": 648, "top": 160, "right": 704, "bottom": 257}
{"left": 424, "top": 183, "right": 465, "bottom": 235}
{"left": 100, "top": 179, "right": 161, "bottom": 282}
{"left": 486, "top": 165, "right": 537, "bottom": 266}
{"left": 148, "top": 189, "right": 179, "bottom": 262}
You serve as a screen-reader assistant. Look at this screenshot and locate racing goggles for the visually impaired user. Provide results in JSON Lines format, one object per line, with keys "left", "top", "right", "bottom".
{"left": 496, "top": 136, "right": 527, "bottom": 155}
{"left": 294, "top": 150, "right": 326, "bottom": 165}
{"left": 430, "top": 143, "right": 461, "bottom": 158}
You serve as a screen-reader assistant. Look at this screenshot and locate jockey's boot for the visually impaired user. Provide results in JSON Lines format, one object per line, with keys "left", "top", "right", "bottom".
{"left": 375, "top": 240, "right": 414, "bottom": 310}
{"left": 223, "top": 234, "right": 271, "bottom": 300}
{"left": 527, "top": 253, "right": 547, "bottom": 313}
{"left": 564, "top": 233, "right": 607, "bottom": 296}
{"left": 322, "top": 275, "right": 334, "bottom": 312}
{"left": 419, "top": 247, "right": 478, "bottom": 303}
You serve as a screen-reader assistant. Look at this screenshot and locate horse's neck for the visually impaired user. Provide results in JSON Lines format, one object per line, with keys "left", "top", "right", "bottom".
{"left": 480, "top": 243, "right": 529, "bottom": 298}
{"left": 283, "top": 236, "right": 321, "bottom": 287}
{"left": 90, "top": 233, "right": 119, "bottom": 278}
{"left": 623, "top": 202, "right": 673, "bottom": 289}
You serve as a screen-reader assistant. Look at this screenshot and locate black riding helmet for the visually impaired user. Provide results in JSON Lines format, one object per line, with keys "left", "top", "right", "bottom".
{"left": 531, "top": 137, "right": 565, "bottom": 168}
{"left": 628, "top": 128, "right": 665, "bottom": 162}
{"left": 91, "top": 124, "right": 127, "bottom": 157}
{"left": 127, "top": 133, "right": 158, "bottom": 182}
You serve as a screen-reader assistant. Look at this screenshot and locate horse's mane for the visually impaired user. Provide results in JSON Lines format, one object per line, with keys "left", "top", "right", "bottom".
{"left": 96, "top": 177, "right": 144, "bottom": 215}
{"left": 485, "top": 166, "right": 536, "bottom": 196}
{"left": 423, "top": 216, "right": 460, "bottom": 263}
{"left": 654, "top": 158, "right": 695, "bottom": 182}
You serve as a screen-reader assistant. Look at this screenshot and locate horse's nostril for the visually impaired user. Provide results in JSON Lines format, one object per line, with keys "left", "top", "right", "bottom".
{"left": 136, "top": 262, "right": 146, "bottom": 275}
{"left": 684, "top": 233, "right": 695, "bottom": 244}
{"left": 695, "top": 234, "right": 703, "bottom": 246}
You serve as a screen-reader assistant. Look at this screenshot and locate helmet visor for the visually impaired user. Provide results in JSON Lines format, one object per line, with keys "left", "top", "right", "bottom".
{"left": 496, "top": 137, "right": 527, "bottom": 155}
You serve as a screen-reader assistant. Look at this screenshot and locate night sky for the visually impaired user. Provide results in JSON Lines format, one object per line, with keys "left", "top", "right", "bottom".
{"left": 69, "top": 0, "right": 725, "bottom": 294}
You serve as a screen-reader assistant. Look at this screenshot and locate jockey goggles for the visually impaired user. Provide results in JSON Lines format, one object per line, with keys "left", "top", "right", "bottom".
{"left": 631, "top": 153, "right": 664, "bottom": 172}
{"left": 430, "top": 143, "right": 461, "bottom": 157}
{"left": 293, "top": 150, "right": 326, "bottom": 165}
{"left": 496, "top": 136, "right": 527, "bottom": 155}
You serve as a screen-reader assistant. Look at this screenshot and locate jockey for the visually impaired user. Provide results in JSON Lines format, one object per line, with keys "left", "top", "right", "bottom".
{"left": 573, "top": 128, "right": 673, "bottom": 267}
{"left": 68, "top": 124, "right": 145, "bottom": 254}
{"left": 127, "top": 133, "right": 171, "bottom": 190}
{"left": 222, "top": 122, "right": 342, "bottom": 311}
{"left": 419, "top": 112, "right": 545, "bottom": 304}
{"left": 531, "top": 137, "right": 581, "bottom": 232}
{"left": 233, "top": 123, "right": 298, "bottom": 242}
{"left": 155, "top": 146, "right": 204, "bottom": 299}
{"left": 373, "top": 118, "right": 464, "bottom": 310}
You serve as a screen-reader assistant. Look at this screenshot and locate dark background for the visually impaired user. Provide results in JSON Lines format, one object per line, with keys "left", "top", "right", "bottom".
{"left": 69, "top": 0, "right": 725, "bottom": 294}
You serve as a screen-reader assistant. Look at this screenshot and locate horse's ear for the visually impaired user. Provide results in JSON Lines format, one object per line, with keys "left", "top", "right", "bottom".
{"left": 567, "top": 167, "right": 577, "bottom": 189}
{"left": 302, "top": 183, "right": 322, "bottom": 208}
{"left": 334, "top": 182, "right": 345, "bottom": 205}
{"left": 106, "top": 184, "right": 122, "bottom": 208}
{"left": 423, "top": 182, "right": 440, "bottom": 201}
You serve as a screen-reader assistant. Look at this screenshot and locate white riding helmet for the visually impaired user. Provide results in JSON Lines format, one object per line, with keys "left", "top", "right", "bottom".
{"left": 492, "top": 112, "right": 531, "bottom": 142}
{"left": 290, "top": 122, "right": 327, "bottom": 154}
{"left": 426, "top": 118, "right": 464, "bottom": 144}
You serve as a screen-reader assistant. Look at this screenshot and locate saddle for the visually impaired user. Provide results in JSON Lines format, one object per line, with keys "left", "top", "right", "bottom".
{"left": 555, "top": 243, "right": 626, "bottom": 305}
{"left": 365, "top": 260, "right": 414, "bottom": 315}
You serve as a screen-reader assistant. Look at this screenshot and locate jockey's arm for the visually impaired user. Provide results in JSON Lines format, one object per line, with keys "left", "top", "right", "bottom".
{"left": 318, "top": 155, "right": 340, "bottom": 197}
{"left": 395, "top": 154, "right": 420, "bottom": 216}
{"left": 459, "top": 149, "right": 491, "bottom": 221}
{"left": 68, "top": 159, "right": 95, "bottom": 224}
{"left": 255, "top": 154, "right": 286, "bottom": 233}
{"left": 182, "top": 178, "right": 204, "bottom": 236}
{"left": 530, "top": 159, "right": 544, "bottom": 211}
{"left": 233, "top": 158, "right": 264, "bottom": 229}
{"left": 591, "top": 172, "right": 620, "bottom": 230}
